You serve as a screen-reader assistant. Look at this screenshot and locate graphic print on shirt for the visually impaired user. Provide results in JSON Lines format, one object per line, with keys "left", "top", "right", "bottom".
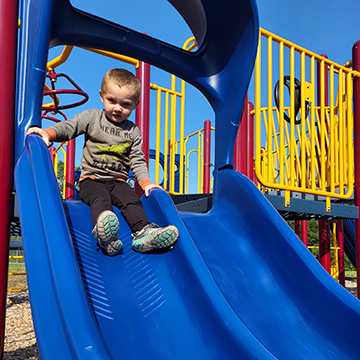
{"left": 94, "top": 142, "right": 132, "bottom": 162}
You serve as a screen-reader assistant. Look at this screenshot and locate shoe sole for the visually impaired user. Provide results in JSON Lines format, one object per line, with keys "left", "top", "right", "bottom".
{"left": 132, "top": 225, "right": 179, "bottom": 253}
{"left": 96, "top": 211, "right": 122, "bottom": 255}
{"left": 97, "top": 211, "right": 119, "bottom": 240}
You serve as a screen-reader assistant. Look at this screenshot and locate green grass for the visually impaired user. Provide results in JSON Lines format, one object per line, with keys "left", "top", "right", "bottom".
{"left": 345, "top": 270, "right": 357, "bottom": 282}
{"left": 7, "top": 263, "right": 27, "bottom": 291}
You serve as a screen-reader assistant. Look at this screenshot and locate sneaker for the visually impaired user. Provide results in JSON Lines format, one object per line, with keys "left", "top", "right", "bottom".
{"left": 132, "top": 223, "right": 179, "bottom": 253}
{"left": 92, "top": 210, "right": 123, "bottom": 256}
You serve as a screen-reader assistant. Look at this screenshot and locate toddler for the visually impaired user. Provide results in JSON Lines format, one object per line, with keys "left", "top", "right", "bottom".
{"left": 27, "top": 68, "right": 179, "bottom": 256}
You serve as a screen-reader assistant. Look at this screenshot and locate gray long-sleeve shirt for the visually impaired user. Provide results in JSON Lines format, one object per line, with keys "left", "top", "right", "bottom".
{"left": 46, "top": 108, "right": 150, "bottom": 184}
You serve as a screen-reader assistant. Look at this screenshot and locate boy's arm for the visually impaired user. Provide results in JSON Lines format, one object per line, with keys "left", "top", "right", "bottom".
{"left": 26, "top": 127, "right": 56, "bottom": 146}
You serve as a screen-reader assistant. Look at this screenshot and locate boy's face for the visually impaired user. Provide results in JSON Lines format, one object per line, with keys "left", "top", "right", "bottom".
{"left": 99, "top": 82, "right": 137, "bottom": 123}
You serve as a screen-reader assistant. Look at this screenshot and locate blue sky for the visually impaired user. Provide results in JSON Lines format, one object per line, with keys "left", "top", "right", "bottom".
{"left": 45, "top": 0, "right": 360, "bottom": 186}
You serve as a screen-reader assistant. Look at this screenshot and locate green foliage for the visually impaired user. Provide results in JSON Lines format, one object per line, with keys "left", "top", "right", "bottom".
{"left": 289, "top": 220, "right": 355, "bottom": 272}
{"left": 56, "top": 160, "right": 81, "bottom": 196}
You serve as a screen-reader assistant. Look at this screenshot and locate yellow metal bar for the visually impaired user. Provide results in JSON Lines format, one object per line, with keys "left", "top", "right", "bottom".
{"left": 163, "top": 93, "right": 170, "bottom": 191}
{"left": 279, "top": 41, "right": 284, "bottom": 186}
{"left": 289, "top": 47, "right": 295, "bottom": 188}
{"left": 47, "top": 46, "right": 74, "bottom": 71}
{"left": 267, "top": 36, "right": 273, "bottom": 182}
{"left": 170, "top": 75, "right": 177, "bottom": 193}
{"left": 254, "top": 33, "right": 262, "bottom": 181}
{"left": 179, "top": 79, "right": 186, "bottom": 193}
{"left": 81, "top": 47, "right": 139, "bottom": 67}
{"left": 346, "top": 73, "right": 354, "bottom": 193}
{"left": 339, "top": 69, "right": 344, "bottom": 195}
{"left": 329, "top": 65, "right": 335, "bottom": 197}
{"left": 155, "top": 89, "right": 162, "bottom": 185}
{"left": 150, "top": 83, "right": 182, "bottom": 97}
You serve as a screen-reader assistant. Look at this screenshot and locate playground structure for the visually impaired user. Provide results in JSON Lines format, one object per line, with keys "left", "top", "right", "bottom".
{"left": 2, "top": 0, "right": 360, "bottom": 358}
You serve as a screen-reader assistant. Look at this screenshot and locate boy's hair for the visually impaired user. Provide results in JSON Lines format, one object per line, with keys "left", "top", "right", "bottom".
{"left": 101, "top": 68, "right": 141, "bottom": 104}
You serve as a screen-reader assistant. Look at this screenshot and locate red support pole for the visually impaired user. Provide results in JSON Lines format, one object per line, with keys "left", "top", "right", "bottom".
{"left": 352, "top": 40, "right": 360, "bottom": 297}
{"left": 337, "top": 220, "right": 345, "bottom": 287}
{"left": 0, "top": 0, "right": 19, "bottom": 357}
{"left": 203, "top": 120, "right": 211, "bottom": 193}
{"left": 294, "top": 220, "right": 300, "bottom": 238}
{"left": 49, "top": 147, "right": 56, "bottom": 166}
{"left": 234, "top": 93, "right": 249, "bottom": 175}
{"left": 247, "top": 102, "right": 255, "bottom": 182}
{"left": 318, "top": 220, "right": 331, "bottom": 274}
{"left": 301, "top": 220, "right": 308, "bottom": 247}
{"left": 135, "top": 61, "right": 150, "bottom": 197}
{"left": 64, "top": 139, "right": 75, "bottom": 200}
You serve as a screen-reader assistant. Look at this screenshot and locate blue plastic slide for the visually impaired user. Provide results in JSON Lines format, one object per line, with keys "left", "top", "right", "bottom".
{"left": 15, "top": 135, "right": 360, "bottom": 359}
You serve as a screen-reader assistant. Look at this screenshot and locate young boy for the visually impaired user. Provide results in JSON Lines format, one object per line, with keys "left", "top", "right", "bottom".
{"left": 27, "top": 68, "right": 179, "bottom": 256}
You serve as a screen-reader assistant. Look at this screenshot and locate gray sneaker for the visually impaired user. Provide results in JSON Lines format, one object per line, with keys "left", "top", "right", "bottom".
{"left": 132, "top": 223, "right": 178, "bottom": 253}
{"left": 92, "top": 210, "right": 123, "bottom": 256}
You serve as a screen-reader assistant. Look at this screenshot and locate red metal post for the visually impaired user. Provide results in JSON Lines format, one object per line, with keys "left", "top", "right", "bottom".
{"left": 337, "top": 220, "right": 345, "bottom": 286}
{"left": 301, "top": 220, "right": 308, "bottom": 247}
{"left": 234, "top": 93, "right": 249, "bottom": 175}
{"left": 49, "top": 147, "right": 56, "bottom": 166}
{"left": 294, "top": 220, "right": 300, "bottom": 238}
{"left": 0, "top": 0, "right": 19, "bottom": 357}
{"left": 135, "top": 61, "right": 150, "bottom": 197}
{"left": 203, "top": 120, "right": 211, "bottom": 193}
{"left": 318, "top": 220, "right": 331, "bottom": 274}
{"left": 352, "top": 40, "right": 360, "bottom": 297}
{"left": 247, "top": 102, "right": 255, "bottom": 182}
{"left": 316, "top": 55, "right": 331, "bottom": 273}
{"left": 64, "top": 139, "right": 75, "bottom": 200}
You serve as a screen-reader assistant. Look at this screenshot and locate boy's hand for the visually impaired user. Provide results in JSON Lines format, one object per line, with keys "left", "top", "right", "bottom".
{"left": 26, "top": 127, "right": 51, "bottom": 146}
{"left": 144, "top": 183, "right": 163, "bottom": 197}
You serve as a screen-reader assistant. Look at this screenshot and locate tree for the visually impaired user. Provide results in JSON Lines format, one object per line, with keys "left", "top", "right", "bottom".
{"left": 56, "top": 160, "right": 81, "bottom": 196}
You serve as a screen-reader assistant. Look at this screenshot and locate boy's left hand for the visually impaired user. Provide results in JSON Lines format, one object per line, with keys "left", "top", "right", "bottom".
{"left": 144, "top": 183, "right": 163, "bottom": 197}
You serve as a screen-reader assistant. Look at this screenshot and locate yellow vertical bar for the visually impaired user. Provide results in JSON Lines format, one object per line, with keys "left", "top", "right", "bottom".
{"left": 310, "top": 56, "right": 316, "bottom": 190}
{"left": 300, "top": 51, "right": 306, "bottom": 189}
{"left": 329, "top": 65, "right": 335, "bottom": 196}
{"left": 320, "top": 60, "right": 325, "bottom": 191}
{"left": 255, "top": 33, "right": 262, "bottom": 180}
{"left": 338, "top": 69, "right": 344, "bottom": 195}
{"left": 290, "top": 46, "right": 295, "bottom": 187}
{"left": 347, "top": 73, "right": 354, "bottom": 194}
{"left": 155, "top": 89, "right": 162, "bottom": 185}
{"left": 179, "top": 79, "right": 186, "bottom": 194}
{"left": 267, "top": 36, "right": 273, "bottom": 182}
{"left": 163, "top": 92, "right": 169, "bottom": 191}
{"left": 170, "top": 75, "right": 177, "bottom": 192}
{"left": 279, "top": 41, "right": 284, "bottom": 186}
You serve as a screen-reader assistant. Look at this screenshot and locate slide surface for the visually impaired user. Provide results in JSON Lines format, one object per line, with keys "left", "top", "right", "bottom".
{"left": 15, "top": 135, "right": 360, "bottom": 360}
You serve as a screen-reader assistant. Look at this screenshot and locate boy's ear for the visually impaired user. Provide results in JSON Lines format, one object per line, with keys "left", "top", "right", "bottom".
{"left": 99, "top": 90, "right": 104, "bottom": 103}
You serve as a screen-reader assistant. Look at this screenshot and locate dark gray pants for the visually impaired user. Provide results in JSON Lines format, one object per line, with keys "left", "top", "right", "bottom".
{"left": 79, "top": 178, "right": 149, "bottom": 233}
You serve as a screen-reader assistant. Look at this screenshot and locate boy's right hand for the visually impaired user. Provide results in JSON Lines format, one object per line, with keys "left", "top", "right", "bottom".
{"left": 26, "top": 127, "right": 51, "bottom": 146}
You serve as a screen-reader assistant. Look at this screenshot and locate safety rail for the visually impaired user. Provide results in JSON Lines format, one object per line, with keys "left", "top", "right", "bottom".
{"left": 174, "top": 125, "right": 215, "bottom": 194}
{"left": 151, "top": 37, "right": 197, "bottom": 194}
{"left": 254, "top": 28, "right": 360, "bottom": 211}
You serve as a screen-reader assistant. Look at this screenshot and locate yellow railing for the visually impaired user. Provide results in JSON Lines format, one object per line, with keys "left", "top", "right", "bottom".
{"left": 174, "top": 125, "right": 215, "bottom": 194}
{"left": 151, "top": 37, "right": 197, "bottom": 194}
{"left": 254, "top": 28, "right": 359, "bottom": 210}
